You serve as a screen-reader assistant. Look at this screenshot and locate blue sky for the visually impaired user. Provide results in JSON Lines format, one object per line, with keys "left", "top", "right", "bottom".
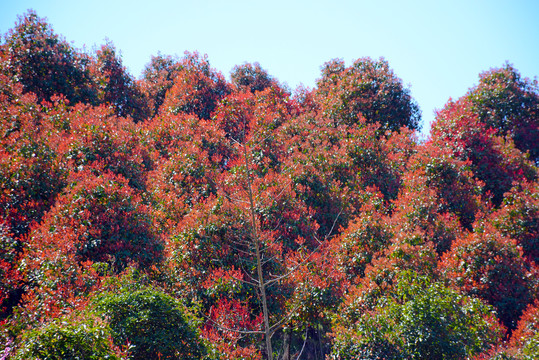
{"left": 1, "top": 0, "right": 538, "bottom": 134}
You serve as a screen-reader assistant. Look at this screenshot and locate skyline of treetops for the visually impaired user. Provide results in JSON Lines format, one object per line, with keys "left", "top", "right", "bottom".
{"left": 1, "top": 10, "right": 538, "bottom": 360}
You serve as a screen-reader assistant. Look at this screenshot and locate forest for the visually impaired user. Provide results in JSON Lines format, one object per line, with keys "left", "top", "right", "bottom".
{"left": 0, "top": 10, "right": 538, "bottom": 360}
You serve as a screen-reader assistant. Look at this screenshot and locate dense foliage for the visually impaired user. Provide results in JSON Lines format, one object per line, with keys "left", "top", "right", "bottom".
{"left": 1, "top": 10, "right": 538, "bottom": 360}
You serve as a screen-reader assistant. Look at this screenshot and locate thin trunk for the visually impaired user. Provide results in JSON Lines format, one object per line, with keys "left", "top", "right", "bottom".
{"left": 243, "top": 143, "right": 273, "bottom": 360}
{"left": 282, "top": 331, "right": 291, "bottom": 360}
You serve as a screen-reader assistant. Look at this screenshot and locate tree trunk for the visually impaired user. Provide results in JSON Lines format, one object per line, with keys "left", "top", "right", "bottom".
{"left": 244, "top": 143, "right": 273, "bottom": 360}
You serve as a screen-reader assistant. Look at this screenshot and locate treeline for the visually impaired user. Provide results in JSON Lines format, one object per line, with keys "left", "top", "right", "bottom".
{"left": 1, "top": 10, "right": 538, "bottom": 360}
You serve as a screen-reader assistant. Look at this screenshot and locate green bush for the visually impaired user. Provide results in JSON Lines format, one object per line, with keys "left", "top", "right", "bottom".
{"left": 331, "top": 271, "right": 504, "bottom": 360}
{"left": 94, "top": 287, "right": 206, "bottom": 360}
{"left": 14, "top": 313, "right": 127, "bottom": 360}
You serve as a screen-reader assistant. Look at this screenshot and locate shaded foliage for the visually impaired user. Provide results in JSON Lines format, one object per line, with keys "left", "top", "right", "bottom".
{"left": 314, "top": 57, "right": 421, "bottom": 131}
{"left": 1, "top": 11, "right": 96, "bottom": 105}
{"left": 89, "top": 42, "right": 151, "bottom": 122}
{"left": 466, "top": 63, "right": 539, "bottom": 164}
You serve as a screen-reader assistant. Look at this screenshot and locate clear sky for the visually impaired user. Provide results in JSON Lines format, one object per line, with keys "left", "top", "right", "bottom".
{"left": 1, "top": 0, "right": 538, "bottom": 134}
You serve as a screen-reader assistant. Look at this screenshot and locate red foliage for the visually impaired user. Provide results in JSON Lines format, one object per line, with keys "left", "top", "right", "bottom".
{"left": 439, "top": 221, "right": 537, "bottom": 331}
{"left": 55, "top": 103, "right": 153, "bottom": 191}
{"left": 143, "top": 112, "right": 230, "bottom": 230}
{"left": 160, "top": 52, "right": 229, "bottom": 119}
{"left": 140, "top": 54, "right": 183, "bottom": 117}
{"left": 202, "top": 297, "right": 262, "bottom": 360}
{"left": 510, "top": 300, "right": 539, "bottom": 349}
{"left": 389, "top": 180, "right": 464, "bottom": 255}
{"left": 0, "top": 81, "right": 65, "bottom": 238}
{"left": 26, "top": 169, "right": 162, "bottom": 271}
{"left": 431, "top": 98, "right": 537, "bottom": 206}
{"left": 327, "top": 188, "right": 391, "bottom": 283}
{"left": 403, "top": 144, "right": 484, "bottom": 230}
{"left": 488, "top": 180, "right": 539, "bottom": 265}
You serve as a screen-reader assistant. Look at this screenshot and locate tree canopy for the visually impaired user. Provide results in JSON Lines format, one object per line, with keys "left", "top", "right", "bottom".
{"left": 1, "top": 10, "right": 538, "bottom": 360}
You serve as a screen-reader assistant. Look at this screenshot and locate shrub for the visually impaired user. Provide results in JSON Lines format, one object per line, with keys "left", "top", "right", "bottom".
{"left": 14, "top": 312, "right": 127, "bottom": 360}
{"left": 94, "top": 287, "right": 206, "bottom": 360}
{"left": 331, "top": 271, "right": 504, "bottom": 360}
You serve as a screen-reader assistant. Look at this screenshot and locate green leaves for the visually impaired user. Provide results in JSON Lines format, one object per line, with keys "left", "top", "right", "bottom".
{"left": 331, "top": 271, "right": 504, "bottom": 360}
{"left": 14, "top": 312, "right": 128, "bottom": 360}
{"left": 93, "top": 286, "right": 206, "bottom": 360}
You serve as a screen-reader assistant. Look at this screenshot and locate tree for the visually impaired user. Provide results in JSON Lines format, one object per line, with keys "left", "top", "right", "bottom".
{"left": 402, "top": 144, "right": 484, "bottom": 231}
{"left": 430, "top": 98, "right": 537, "bottom": 206}
{"left": 0, "top": 220, "right": 22, "bottom": 319}
{"left": 28, "top": 169, "right": 162, "bottom": 269}
{"left": 13, "top": 311, "right": 128, "bottom": 360}
{"left": 1, "top": 10, "right": 96, "bottom": 105}
{"left": 94, "top": 286, "right": 206, "bottom": 360}
{"left": 326, "top": 189, "right": 391, "bottom": 282}
{"left": 140, "top": 54, "right": 183, "bottom": 117}
{"left": 331, "top": 271, "right": 504, "bottom": 360}
{"left": 164, "top": 86, "right": 330, "bottom": 360}
{"left": 230, "top": 62, "right": 278, "bottom": 93}
{"left": 466, "top": 63, "right": 539, "bottom": 164}
{"left": 55, "top": 103, "right": 153, "bottom": 191}
{"left": 488, "top": 180, "right": 539, "bottom": 264}
{"left": 509, "top": 300, "right": 539, "bottom": 358}
{"left": 439, "top": 221, "right": 537, "bottom": 331}
{"left": 0, "top": 80, "right": 67, "bottom": 239}
{"left": 314, "top": 57, "right": 421, "bottom": 131}
{"left": 144, "top": 112, "right": 228, "bottom": 231}
{"left": 90, "top": 42, "right": 150, "bottom": 122}
{"left": 160, "top": 52, "right": 229, "bottom": 119}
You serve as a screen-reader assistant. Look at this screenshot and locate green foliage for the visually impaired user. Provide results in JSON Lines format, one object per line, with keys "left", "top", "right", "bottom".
{"left": 14, "top": 312, "right": 127, "bottom": 360}
{"left": 230, "top": 62, "right": 277, "bottom": 93}
{"left": 466, "top": 63, "right": 539, "bottom": 164}
{"left": 331, "top": 271, "right": 504, "bottom": 360}
{"left": 1, "top": 10, "right": 96, "bottom": 105}
{"left": 90, "top": 42, "right": 150, "bottom": 122}
{"left": 94, "top": 286, "right": 206, "bottom": 360}
{"left": 315, "top": 57, "right": 421, "bottom": 131}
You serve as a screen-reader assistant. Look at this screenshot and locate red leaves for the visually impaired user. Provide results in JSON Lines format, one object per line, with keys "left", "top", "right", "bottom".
{"left": 1, "top": 13, "right": 539, "bottom": 357}
{"left": 489, "top": 180, "right": 539, "bottom": 264}
{"left": 27, "top": 169, "right": 162, "bottom": 271}
{"left": 431, "top": 98, "right": 537, "bottom": 206}
{"left": 160, "top": 52, "right": 229, "bottom": 119}
{"left": 439, "top": 221, "right": 537, "bottom": 331}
